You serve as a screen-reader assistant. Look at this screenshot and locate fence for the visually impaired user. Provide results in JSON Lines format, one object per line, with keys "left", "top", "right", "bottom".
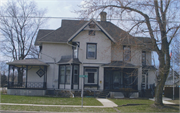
{"left": 164, "top": 87, "right": 179, "bottom": 98}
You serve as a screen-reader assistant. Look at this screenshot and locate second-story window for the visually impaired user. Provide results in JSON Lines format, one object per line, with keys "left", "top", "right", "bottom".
{"left": 73, "top": 46, "right": 78, "bottom": 58}
{"left": 72, "top": 42, "right": 79, "bottom": 58}
{"left": 123, "top": 46, "right": 131, "bottom": 61}
{"left": 142, "top": 51, "right": 146, "bottom": 66}
{"left": 87, "top": 43, "right": 97, "bottom": 59}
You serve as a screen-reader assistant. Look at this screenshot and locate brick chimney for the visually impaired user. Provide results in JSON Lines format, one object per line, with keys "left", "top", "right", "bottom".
{"left": 100, "top": 12, "right": 107, "bottom": 21}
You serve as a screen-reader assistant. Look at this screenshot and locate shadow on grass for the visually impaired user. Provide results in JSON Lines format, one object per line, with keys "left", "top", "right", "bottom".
{"left": 118, "top": 104, "right": 147, "bottom": 107}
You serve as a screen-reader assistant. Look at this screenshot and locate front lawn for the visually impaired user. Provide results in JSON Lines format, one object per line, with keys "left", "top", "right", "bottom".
{"left": 110, "top": 98, "right": 179, "bottom": 112}
{"left": 1, "top": 95, "right": 102, "bottom": 106}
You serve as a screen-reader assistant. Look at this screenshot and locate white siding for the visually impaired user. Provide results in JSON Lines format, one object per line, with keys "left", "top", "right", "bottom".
{"left": 27, "top": 67, "right": 44, "bottom": 83}
{"left": 131, "top": 47, "right": 141, "bottom": 66}
{"left": 148, "top": 70, "right": 156, "bottom": 86}
{"left": 46, "top": 64, "right": 59, "bottom": 89}
{"left": 111, "top": 43, "right": 123, "bottom": 61}
{"left": 41, "top": 43, "right": 72, "bottom": 62}
{"left": 73, "top": 30, "right": 111, "bottom": 64}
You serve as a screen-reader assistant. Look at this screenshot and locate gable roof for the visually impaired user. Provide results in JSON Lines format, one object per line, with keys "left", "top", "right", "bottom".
{"left": 35, "top": 29, "right": 54, "bottom": 45}
{"left": 68, "top": 19, "right": 116, "bottom": 42}
{"left": 35, "top": 19, "right": 153, "bottom": 48}
{"left": 35, "top": 20, "right": 87, "bottom": 45}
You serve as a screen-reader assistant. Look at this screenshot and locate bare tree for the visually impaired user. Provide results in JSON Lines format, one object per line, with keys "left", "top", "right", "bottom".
{"left": 0, "top": 0, "right": 47, "bottom": 85}
{"left": 0, "top": 0, "right": 47, "bottom": 60}
{"left": 77, "top": 0, "right": 180, "bottom": 107}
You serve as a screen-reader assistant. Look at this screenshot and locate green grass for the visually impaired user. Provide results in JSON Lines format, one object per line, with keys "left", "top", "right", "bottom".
{"left": 110, "top": 98, "right": 180, "bottom": 112}
{"left": 1, "top": 105, "right": 116, "bottom": 112}
{"left": 1, "top": 95, "right": 102, "bottom": 106}
{"left": 1, "top": 95, "right": 179, "bottom": 112}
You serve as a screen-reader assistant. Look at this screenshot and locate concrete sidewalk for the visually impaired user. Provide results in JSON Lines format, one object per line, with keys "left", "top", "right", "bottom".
{"left": 96, "top": 98, "right": 118, "bottom": 107}
{"left": 149, "top": 97, "right": 175, "bottom": 104}
{"left": 0, "top": 98, "right": 118, "bottom": 108}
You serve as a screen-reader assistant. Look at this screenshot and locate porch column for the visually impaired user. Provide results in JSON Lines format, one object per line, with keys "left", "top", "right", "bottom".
{"left": 8, "top": 65, "right": 10, "bottom": 88}
{"left": 71, "top": 64, "right": 73, "bottom": 89}
{"left": 26, "top": 65, "right": 28, "bottom": 88}
{"left": 12, "top": 66, "right": 14, "bottom": 86}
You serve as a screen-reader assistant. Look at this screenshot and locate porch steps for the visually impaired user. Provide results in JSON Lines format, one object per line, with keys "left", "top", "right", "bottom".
{"left": 98, "top": 90, "right": 110, "bottom": 98}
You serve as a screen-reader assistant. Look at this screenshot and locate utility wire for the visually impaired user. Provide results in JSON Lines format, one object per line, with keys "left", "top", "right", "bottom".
{"left": 0, "top": 16, "right": 180, "bottom": 23}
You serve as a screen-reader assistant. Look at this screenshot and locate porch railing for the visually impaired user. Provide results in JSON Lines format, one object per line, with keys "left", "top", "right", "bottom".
{"left": 8, "top": 82, "right": 46, "bottom": 89}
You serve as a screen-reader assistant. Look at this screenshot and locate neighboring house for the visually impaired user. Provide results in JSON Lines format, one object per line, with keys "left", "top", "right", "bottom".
{"left": 7, "top": 12, "right": 156, "bottom": 97}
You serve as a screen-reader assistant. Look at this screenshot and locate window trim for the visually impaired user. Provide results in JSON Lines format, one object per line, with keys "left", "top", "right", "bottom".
{"left": 123, "top": 45, "right": 131, "bottom": 61}
{"left": 83, "top": 67, "right": 99, "bottom": 86}
{"left": 86, "top": 43, "right": 97, "bottom": 59}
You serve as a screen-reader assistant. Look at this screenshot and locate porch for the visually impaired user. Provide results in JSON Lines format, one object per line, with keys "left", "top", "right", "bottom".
{"left": 104, "top": 67, "right": 138, "bottom": 91}
{"left": 7, "top": 59, "right": 48, "bottom": 90}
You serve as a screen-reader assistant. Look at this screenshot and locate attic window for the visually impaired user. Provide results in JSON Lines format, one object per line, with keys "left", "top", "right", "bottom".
{"left": 89, "top": 24, "right": 95, "bottom": 28}
{"left": 89, "top": 30, "right": 95, "bottom": 36}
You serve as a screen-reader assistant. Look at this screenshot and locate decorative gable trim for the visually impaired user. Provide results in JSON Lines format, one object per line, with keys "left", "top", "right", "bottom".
{"left": 68, "top": 19, "right": 116, "bottom": 43}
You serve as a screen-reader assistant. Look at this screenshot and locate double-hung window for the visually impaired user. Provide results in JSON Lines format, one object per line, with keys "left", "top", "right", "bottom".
{"left": 87, "top": 43, "right": 97, "bottom": 59}
{"left": 73, "top": 65, "right": 79, "bottom": 84}
{"left": 123, "top": 46, "right": 131, "bottom": 61}
{"left": 59, "top": 65, "right": 70, "bottom": 84}
{"left": 72, "top": 42, "right": 79, "bottom": 58}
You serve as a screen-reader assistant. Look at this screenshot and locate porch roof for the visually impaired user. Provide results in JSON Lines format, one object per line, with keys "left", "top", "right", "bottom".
{"left": 7, "top": 58, "right": 49, "bottom": 66}
{"left": 57, "top": 55, "right": 82, "bottom": 64}
{"left": 102, "top": 61, "right": 137, "bottom": 68}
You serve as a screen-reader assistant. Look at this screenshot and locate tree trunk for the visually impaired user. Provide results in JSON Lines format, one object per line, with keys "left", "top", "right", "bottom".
{"left": 154, "top": 65, "right": 169, "bottom": 106}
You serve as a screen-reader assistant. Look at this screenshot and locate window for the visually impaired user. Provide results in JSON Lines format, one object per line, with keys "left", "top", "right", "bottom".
{"left": 65, "top": 65, "right": 70, "bottom": 84}
{"left": 73, "top": 65, "right": 79, "bottom": 84}
{"left": 87, "top": 43, "right": 97, "bottom": 59}
{"left": 142, "top": 51, "right": 146, "bottom": 66}
{"left": 123, "top": 46, "right": 131, "bottom": 61}
{"left": 59, "top": 65, "right": 70, "bottom": 84}
{"left": 89, "top": 30, "right": 95, "bottom": 36}
{"left": 88, "top": 73, "right": 94, "bottom": 83}
{"left": 60, "top": 66, "right": 65, "bottom": 83}
{"left": 72, "top": 42, "right": 79, "bottom": 58}
{"left": 84, "top": 68, "right": 98, "bottom": 84}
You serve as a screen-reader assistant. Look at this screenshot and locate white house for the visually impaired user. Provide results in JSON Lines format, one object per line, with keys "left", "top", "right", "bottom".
{"left": 7, "top": 12, "right": 156, "bottom": 97}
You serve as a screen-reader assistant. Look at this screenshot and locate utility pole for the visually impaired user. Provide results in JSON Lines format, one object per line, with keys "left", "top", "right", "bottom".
{"left": 173, "top": 45, "right": 174, "bottom": 100}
